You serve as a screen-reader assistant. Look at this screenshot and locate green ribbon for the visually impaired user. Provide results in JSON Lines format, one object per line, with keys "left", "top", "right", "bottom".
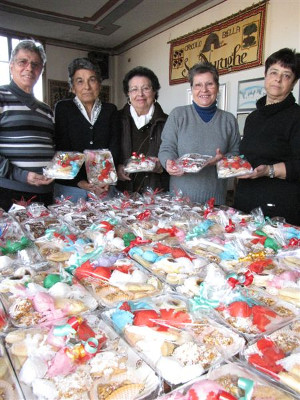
{"left": 238, "top": 377, "right": 254, "bottom": 400}
{"left": 190, "top": 282, "right": 220, "bottom": 311}
{"left": 0, "top": 236, "right": 32, "bottom": 255}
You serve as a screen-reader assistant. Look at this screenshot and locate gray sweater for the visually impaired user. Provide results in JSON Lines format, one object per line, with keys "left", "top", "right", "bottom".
{"left": 158, "top": 104, "right": 240, "bottom": 204}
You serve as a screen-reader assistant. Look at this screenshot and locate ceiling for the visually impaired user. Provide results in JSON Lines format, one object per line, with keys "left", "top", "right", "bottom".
{"left": 0, "top": 0, "right": 225, "bottom": 54}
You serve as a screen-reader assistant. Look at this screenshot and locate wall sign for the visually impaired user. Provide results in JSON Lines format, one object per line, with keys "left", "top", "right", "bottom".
{"left": 169, "top": 1, "right": 267, "bottom": 85}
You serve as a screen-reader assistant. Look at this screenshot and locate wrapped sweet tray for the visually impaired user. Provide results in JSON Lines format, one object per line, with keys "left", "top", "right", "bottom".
{"left": 158, "top": 361, "right": 295, "bottom": 399}
{"left": 43, "top": 152, "right": 85, "bottom": 179}
{"left": 0, "top": 339, "right": 24, "bottom": 399}
{"left": 73, "top": 255, "right": 165, "bottom": 308}
{"left": 0, "top": 268, "right": 98, "bottom": 328}
{"left": 217, "top": 155, "right": 253, "bottom": 178}
{"left": 128, "top": 241, "right": 209, "bottom": 286}
{"left": 84, "top": 149, "right": 117, "bottom": 185}
{"left": 4, "top": 313, "right": 161, "bottom": 400}
{"left": 174, "top": 153, "right": 213, "bottom": 173}
{"left": 102, "top": 294, "right": 244, "bottom": 387}
{"left": 124, "top": 152, "right": 156, "bottom": 173}
{"left": 242, "top": 319, "right": 300, "bottom": 396}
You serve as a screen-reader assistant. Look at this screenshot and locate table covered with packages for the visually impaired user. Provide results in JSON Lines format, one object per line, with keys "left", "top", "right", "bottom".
{"left": 0, "top": 190, "right": 299, "bottom": 400}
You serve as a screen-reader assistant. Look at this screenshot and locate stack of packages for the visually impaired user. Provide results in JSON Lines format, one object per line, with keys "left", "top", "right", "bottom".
{"left": 0, "top": 185, "right": 299, "bottom": 399}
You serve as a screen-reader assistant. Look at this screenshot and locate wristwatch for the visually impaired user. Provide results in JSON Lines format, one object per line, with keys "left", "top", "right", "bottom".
{"left": 268, "top": 165, "right": 275, "bottom": 178}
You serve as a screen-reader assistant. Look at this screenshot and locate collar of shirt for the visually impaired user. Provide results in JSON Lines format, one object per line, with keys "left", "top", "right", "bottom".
{"left": 73, "top": 96, "right": 102, "bottom": 125}
{"left": 130, "top": 103, "right": 154, "bottom": 130}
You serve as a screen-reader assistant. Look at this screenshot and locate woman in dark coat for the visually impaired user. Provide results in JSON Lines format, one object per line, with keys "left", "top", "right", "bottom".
{"left": 117, "top": 66, "right": 169, "bottom": 193}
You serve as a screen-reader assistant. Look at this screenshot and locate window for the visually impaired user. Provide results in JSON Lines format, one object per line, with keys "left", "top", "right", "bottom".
{"left": 0, "top": 34, "right": 43, "bottom": 101}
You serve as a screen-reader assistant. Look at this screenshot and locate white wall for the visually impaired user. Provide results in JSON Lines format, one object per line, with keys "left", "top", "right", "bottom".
{"left": 114, "top": 0, "right": 300, "bottom": 115}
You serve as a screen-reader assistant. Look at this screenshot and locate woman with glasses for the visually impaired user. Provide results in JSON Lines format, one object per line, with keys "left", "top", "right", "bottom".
{"left": 234, "top": 48, "right": 300, "bottom": 225}
{"left": 0, "top": 40, "right": 55, "bottom": 210}
{"left": 54, "top": 58, "right": 120, "bottom": 202}
{"left": 117, "top": 66, "right": 169, "bottom": 193}
{"left": 158, "top": 62, "right": 240, "bottom": 205}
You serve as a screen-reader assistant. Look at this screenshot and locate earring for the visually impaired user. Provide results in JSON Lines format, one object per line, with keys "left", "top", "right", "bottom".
{"left": 127, "top": 98, "right": 131, "bottom": 106}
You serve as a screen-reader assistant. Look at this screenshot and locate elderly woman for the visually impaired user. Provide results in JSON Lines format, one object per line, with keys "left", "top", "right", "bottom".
{"left": 234, "top": 48, "right": 300, "bottom": 225}
{"left": 54, "top": 58, "right": 120, "bottom": 202}
{"left": 158, "top": 62, "right": 240, "bottom": 205}
{"left": 0, "top": 40, "right": 54, "bottom": 211}
{"left": 117, "top": 66, "right": 169, "bottom": 193}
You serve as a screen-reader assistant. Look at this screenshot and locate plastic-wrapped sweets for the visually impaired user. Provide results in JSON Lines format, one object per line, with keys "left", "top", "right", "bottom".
{"left": 103, "top": 294, "right": 244, "bottom": 387}
{"left": 4, "top": 314, "right": 161, "bottom": 400}
{"left": 43, "top": 152, "right": 85, "bottom": 179}
{"left": 84, "top": 149, "right": 117, "bottom": 185}
{"left": 217, "top": 155, "right": 253, "bottom": 178}
{"left": 124, "top": 152, "right": 156, "bottom": 173}
{"left": 172, "top": 153, "right": 212, "bottom": 173}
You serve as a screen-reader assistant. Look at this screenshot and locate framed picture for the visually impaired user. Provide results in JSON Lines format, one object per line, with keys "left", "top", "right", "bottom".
{"left": 217, "top": 83, "right": 227, "bottom": 111}
{"left": 187, "top": 88, "right": 192, "bottom": 105}
{"left": 237, "top": 112, "right": 249, "bottom": 136}
{"left": 186, "top": 83, "right": 226, "bottom": 110}
{"left": 48, "top": 79, "right": 73, "bottom": 110}
{"left": 237, "top": 78, "right": 266, "bottom": 112}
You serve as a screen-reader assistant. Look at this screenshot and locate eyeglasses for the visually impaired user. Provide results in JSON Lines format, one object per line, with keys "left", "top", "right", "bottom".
{"left": 128, "top": 86, "right": 152, "bottom": 95}
{"left": 14, "top": 58, "right": 43, "bottom": 70}
{"left": 266, "top": 69, "right": 294, "bottom": 81}
{"left": 192, "top": 82, "right": 217, "bottom": 90}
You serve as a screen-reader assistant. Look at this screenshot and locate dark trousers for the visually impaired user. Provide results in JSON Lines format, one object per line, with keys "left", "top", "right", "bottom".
{"left": 0, "top": 187, "right": 53, "bottom": 211}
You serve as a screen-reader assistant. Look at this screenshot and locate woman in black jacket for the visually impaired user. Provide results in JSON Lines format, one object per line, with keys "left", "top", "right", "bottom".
{"left": 54, "top": 58, "right": 120, "bottom": 202}
{"left": 234, "top": 48, "right": 300, "bottom": 225}
{"left": 117, "top": 66, "right": 169, "bottom": 193}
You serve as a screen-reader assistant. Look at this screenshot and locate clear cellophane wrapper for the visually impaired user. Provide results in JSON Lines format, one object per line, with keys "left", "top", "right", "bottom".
{"left": 158, "top": 360, "right": 295, "bottom": 399}
{"left": 124, "top": 152, "right": 156, "bottom": 173}
{"left": 72, "top": 254, "right": 165, "bottom": 308}
{"left": 242, "top": 319, "right": 300, "bottom": 396}
{"left": 0, "top": 267, "right": 98, "bottom": 329}
{"left": 4, "top": 313, "right": 162, "bottom": 400}
{"left": 43, "top": 151, "right": 85, "bottom": 179}
{"left": 174, "top": 153, "right": 213, "bottom": 173}
{"left": 84, "top": 149, "right": 117, "bottom": 185}
{"left": 102, "top": 294, "right": 245, "bottom": 387}
{"left": 217, "top": 155, "right": 253, "bottom": 178}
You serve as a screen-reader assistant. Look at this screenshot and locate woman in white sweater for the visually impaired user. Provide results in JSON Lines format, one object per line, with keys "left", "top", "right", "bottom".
{"left": 158, "top": 62, "right": 240, "bottom": 205}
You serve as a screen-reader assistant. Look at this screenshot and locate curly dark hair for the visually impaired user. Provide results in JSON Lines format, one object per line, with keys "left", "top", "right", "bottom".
{"left": 265, "top": 48, "right": 300, "bottom": 82}
{"left": 123, "top": 66, "right": 161, "bottom": 100}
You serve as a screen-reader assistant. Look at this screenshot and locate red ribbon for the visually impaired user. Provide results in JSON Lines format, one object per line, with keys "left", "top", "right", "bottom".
{"left": 123, "top": 237, "right": 152, "bottom": 253}
{"left": 227, "top": 271, "right": 254, "bottom": 288}
{"left": 156, "top": 226, "right": 180, "bottom": 237}
{"left": 136, "top": 209, "right": 151, "bottom": 220}
{"left": 225, "top": 219, "right": 235, "bottom": 233}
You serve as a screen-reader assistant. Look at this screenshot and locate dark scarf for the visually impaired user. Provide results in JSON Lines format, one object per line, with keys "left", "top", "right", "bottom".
{"left": 7, "top": 80, "right": 39, "bottom": 110}
{"left": 193, "top": 100, "right": 217, "bottom": 122}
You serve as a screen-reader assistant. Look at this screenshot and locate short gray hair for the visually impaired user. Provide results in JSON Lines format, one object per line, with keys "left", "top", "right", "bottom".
{"left": 10, "top": 40, "right": 46, "bottom": 66}
{"left": 68, "top": 58, "right": 102, "bottom": 88}
{"left": 188, "top": 62, "right": 219, "bottom": 87}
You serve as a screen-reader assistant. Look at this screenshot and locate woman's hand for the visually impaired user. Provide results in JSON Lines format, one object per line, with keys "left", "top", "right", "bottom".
{"left": 166, "top": 159, "right": 184, "bottom": 176}
{"left": 27, "top": 172, "right": 53, "bottom": 186}
{"left": 78, "top": 180, "right": 109, "bottom": 197}
{"left": 117, "top": 164, "right": 131, "bottom": 181}
{"left": 206, "top": 148, "right": 224, "bottom": 166}
{"left": 238, "top": 162, "right": 286, "bottom": 180}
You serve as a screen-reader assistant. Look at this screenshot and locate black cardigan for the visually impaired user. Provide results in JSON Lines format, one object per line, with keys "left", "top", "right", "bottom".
{"left": 54, "top": 99, "right": 120, "bottom": 186}
{"left": 234, "top": 93, "right": 300, "bottom": 225}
